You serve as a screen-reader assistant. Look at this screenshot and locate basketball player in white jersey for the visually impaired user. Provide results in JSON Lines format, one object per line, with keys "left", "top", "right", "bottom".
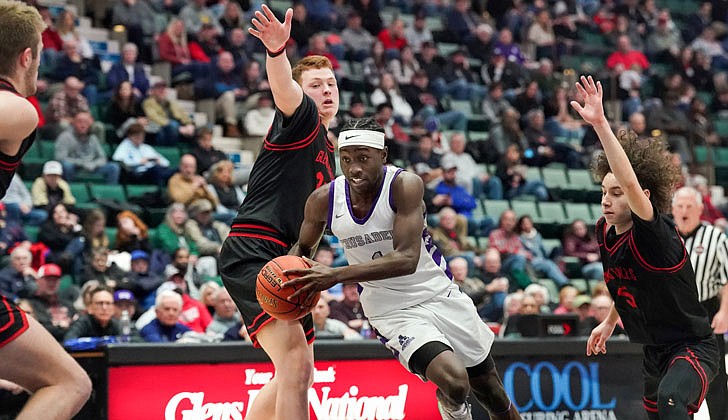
{"left": 285, "top": 118, "right": 520, "bottom": 420}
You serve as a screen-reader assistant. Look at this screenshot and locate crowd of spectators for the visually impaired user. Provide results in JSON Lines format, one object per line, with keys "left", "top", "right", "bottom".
{"left": 1, "top": 0, "right": 728, "bottom": 356}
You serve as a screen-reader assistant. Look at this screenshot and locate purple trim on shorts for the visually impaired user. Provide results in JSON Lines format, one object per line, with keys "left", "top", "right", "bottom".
{"left": 388, "top": 168, "right": 404, "bottom": 212}
{"left": 346, "top": 166, "right": 387, "bottom": 225}
{"left": 326, "top": 180, "right": 335, "bottom": 231}
{"left": 422, "top": 228, "right": 453, "bottom": 281}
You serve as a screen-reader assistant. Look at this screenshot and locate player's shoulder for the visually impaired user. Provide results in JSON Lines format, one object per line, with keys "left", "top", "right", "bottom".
{"left": 0, "top": 92, "right": 37, "bottom": 139}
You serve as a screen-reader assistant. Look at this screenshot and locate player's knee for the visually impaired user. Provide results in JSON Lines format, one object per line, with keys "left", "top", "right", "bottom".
{"left": 656, "top": 388, "right": 687, "bottom": 413}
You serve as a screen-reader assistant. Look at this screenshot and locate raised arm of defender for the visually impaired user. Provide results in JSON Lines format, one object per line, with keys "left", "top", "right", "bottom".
{"left": 570, "top": 75, "right": 654, "bottom": 222}
{"left": 248, "top": 5, "right": 303, "bottom": 117}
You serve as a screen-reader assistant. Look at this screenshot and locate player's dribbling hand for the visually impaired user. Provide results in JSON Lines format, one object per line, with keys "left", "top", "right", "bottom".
{"left": 249, "top": 5, "right": 292, "bottom": 53}
{"left": 282, "top": 256, "right": 338, "bottom": 300}
{"left": 570, "top": 75, "right": 607, "bottom": 126}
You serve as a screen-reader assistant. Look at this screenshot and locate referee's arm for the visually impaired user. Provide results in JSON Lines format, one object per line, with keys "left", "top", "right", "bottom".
{"left": 713, "top": 234, "right": 728, "bottom": 334}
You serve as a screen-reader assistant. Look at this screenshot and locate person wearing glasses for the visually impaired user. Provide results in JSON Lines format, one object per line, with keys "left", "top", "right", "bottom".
{"left": 64, "top": 285, "right": 122, "bottom": 340}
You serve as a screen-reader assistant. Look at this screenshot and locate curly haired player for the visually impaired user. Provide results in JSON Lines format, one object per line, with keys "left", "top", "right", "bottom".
{"left": 572, "top": 75, "right": 719, "bottom": 420}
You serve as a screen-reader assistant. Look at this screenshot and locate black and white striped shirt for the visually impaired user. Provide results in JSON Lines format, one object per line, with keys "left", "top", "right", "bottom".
{"left": 682, "top": 223, "right": 728, "bottom": 302}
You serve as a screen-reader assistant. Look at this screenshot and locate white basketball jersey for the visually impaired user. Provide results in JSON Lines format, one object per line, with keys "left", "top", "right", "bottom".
{"left": 328, "top": 166, "right": 453, "bottom": 317}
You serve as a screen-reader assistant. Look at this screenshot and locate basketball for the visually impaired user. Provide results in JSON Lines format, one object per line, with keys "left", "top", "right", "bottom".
{"left": 256, "top": 255, "right": 321, "bottom": 321}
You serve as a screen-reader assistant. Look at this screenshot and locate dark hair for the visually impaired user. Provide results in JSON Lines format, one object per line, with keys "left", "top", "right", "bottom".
{"left": 591, "top": 131, "right": 681, "bottom": 213}
{"left": 125, "top": 123, "right": 145, "bottom": 137}
{"left": 340, "top": 117, "right": 385, "bottom": 133}
{"left": 515, "top": 214, "right": 534, "bottom": 234}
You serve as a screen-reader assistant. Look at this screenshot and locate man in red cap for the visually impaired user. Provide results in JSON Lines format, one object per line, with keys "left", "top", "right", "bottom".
{"left": 26, "top": 263, "right": 76, "bottom": 341}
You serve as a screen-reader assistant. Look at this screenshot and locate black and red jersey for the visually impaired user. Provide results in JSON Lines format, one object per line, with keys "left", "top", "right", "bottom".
{"left": 230, "top": 94, "right": 335, "bottom": 247}
{"left": 596, "top": 208, "right": 713, "bottom": 345}
{"left": 0, "top": 78, "right": 36, "bottom": 197}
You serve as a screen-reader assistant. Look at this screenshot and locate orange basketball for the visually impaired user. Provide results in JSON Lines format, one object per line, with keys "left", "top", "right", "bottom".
{"left": 256, "top": 255, "right": 321, "bottom": 321}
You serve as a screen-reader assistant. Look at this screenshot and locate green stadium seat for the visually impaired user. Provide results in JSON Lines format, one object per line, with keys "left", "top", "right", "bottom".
{"left": 589, "top": 203, "right": 603, "bottom": 220}
{"left": 510, "top": 199, "right": 538, "bottom": 219}
{"left": 69, "top": 182, "right": 91, "bottom": 203}
{"left": 156, "top": 146, "right": 183, "bottom": 165}
{"left": 564, "top": 202, "right": 593, "bottom": 222}
{"left": 125, "top": 184, "right": 159, "bottom": 200}
{"left": 105, "top": 227, "right": 118, "bottom": 245}
{"left": 25, "top": 225, "right": 39, "bottom": 242}
{"left": 89, "top": 184, "right": 126, "bottom": 202}
{"left": 482, "top": 199, "right": 511, "bottom": 218}
{"left": 536, "top": 201, "right": 567, "bottom": 224}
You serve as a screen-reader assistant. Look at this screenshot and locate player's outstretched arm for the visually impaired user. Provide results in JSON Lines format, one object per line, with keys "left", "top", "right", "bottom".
{"left": 248, "top": 5, "right": 302, "bottom": 117}
{"left": 571, "top": 75, "right": 653, "bottom": 221}
{"left": 586, "top": 303, "right": 619, "bottom": 356}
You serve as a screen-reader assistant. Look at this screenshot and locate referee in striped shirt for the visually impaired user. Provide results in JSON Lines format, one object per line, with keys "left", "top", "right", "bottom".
{"left": 672, "top": 186, "right": 728, "bottom": 420}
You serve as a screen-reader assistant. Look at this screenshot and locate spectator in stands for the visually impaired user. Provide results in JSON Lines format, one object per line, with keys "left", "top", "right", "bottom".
{"left": 2, "top": 174, "right": 47, "bottom": 226}
{"left": 196, "top": 51, "right": 245, "bottom": 137}
{"left": 52, "top": 38, "right": 100, "bottom": 104}
{"left": 163, "top": 246, "right": 218, "bottom": 299}
{"left": 0, "top": 247, "right": 37, "bottom": 301}
{"left": 493, "top": 28, "right": 526, "bottom": 65}
{"left": 168, "top": 154, "right": 218, "bottom": 206}
{"left": 244, "top": 90, "right": 276, "bottom": 137}
{"left": 646, "top": 91, "right": 693, "bottom": 164}
{"left": 370, "top": 72, "right": 413, "bottom": 125}
{"left": 467, "top": 23, "right": 494, "bottom": 64}
{"left": 327, "top": 282, "right": 368, "bottom": 334}
{"left": 305, "top": 34, "right": 341, "bottom": 72}
{"left": 112, "top": 123, "right": 175, "bottom": 185}
{"left": 184, "top": 198, "right": 229, "bottom": 257}
{"left": 377, "top": 18, "right": 407, "bottom": 58}
{"left": 106, "top": 43, "right": 150, "bottom": 97}
{"left": 495, "top": 144, "right": 549, "bottom": 201}
{"left": 553, "top": 285, "right": 579, "bottom": 314}
{"left": 224, "top": 28, "right": 254, "bottom": 71}
{"left": 444, "top": 0, "right": 479, "bottom": 44}
{"left": 27, "top": 263, "right": 76, "bottom": 341}
{"left": 195, "top": 23, "right": 223, "bottom": 60}
{"left": 0, "top": 202, "right": 30, "bottom": 257}
{"left": 608, "top": 14, "right": 645, "bottom": 53}
{"left": 157, "top": 18, "right": 209, "bottom": 84}
{"left": 64, "top": 285, "right": 122, "bottom": 341}
{"left": 37, "top": 203, "right": 81, "bottom": 272}
{"left": 313, "top": 297, "right": 362, "bottom": 340}
{"left": 483, "top": 82, "right": 511, "bottom": 124}
{"left": 114, "top": 210, "right": 151, "bottom": 254}
{"left": 205, "top": 287, "right": 240, "bottom": 336}
{"left": 125, "top": 250, "right": 165, "bottom": 310}
{"left": 113, "top": 289, "right": 137, "bottom": 322}
{"left": 66, "top": 209, "right": 109, "bottom": 276}
{"left": 408, "top": 133, "right": 442, "bottom": 170}
{"left": 153, "top": 203, "right": 198, "bottom": 256}
{"left": 139, "top": 289, "right": 191, "bottom": 342}
{"left": 443, "top": 132, "right": 502, "bottom": 199}
{"left": 416, "top": 41, "right": 447, "bottom": 94}
{"left": 517, "top": 215, "right": 570, "bottom": 288}
{"left": 107, "top": 80, "right": 147, "bottom": 141}
{"left": 402, "top": 12, "right": 431, "bottom": 54}
{"left": 475, "top": 249, "right": 511, "bottom": 322}
{"left": 55, "top": 9, "right": 93, "bottom": 59}
{"left": 241, "top": 60, "right": 270, "bottom": 96}
{"left": 39, "top": 6, "right": 62, "bottom": 69}
{"left": 402, "top": 70, "right": 467, "bottom": 131}
{"left": 198, "top": 281, "right": 220, "bottom": 317}
{"left": 54, "top": 111, "right": 120, "bottom": 184}
{"left": 588, "top": 294, "right": 626, "bottom": 335}
{"left": 179, "top": 0, "right": 223, "bottom": 35}
{"left": 30, "top": 161, "right": 76, "bottom": 212}
{"left": 44, "top": 76, "right": 90, "bottom": 139}
{"left": 111, "top": 0, "right": 155, "bottom": 63}
{"left": 688, "top": 97, "right": 720, "bottom": 146}
{"left": 524, "top": 108, "right": 584, "bottom": 169}
{"left": 189, "top": 128, "right": 226, "bottom": 177}
{"left": 502, "top": 293, "right": 540, "bottom": 338}
{"left": 340, "top": 11, "right": 374, "bottom": 61}
{"left": 646, "top": 13, "right": 682, "bottom": 63}
{"left": 488, "top": 209, "right": 534, "bottom": 290}
{"left": 290, "top": 2, "right": 317, "bottom": 55}
{"left": 487, "top": 106, "right": 525, "bottom": 157}
{"left": 206, "top": 160, "right": 244, "bottom": 224}
{"left": 143, "top": 81, "right": 196, "bottom": 146}
{"left": 361, "top": 40, "right": 387, "bottom": 89}
{"left": 219, "top": 2, "right": 245, "bottom": 34}
{"left": 79, "top": 247, "right": 129, "bottom": 288}
{"left": 373, "top": 102, "right": 409, "bottom": 161}
{"left": 160, "top": 273, "right": 212, "bottom": 333}
{"left": 526, "top": 9, "right": 556, "bottom": 61}
{"left": 429, "top": 206, "right": 480, "bottom": 264}
{"left": 481, "top": 51, "right": 524, "bottom": 97}
{"left": 562, "top": 219, "right": 604, "bottom": 280}
{"left": 543, "top": 87, "right": 587, "bottom": 142}
{"left": 692, "top": 26, "right": 728, "bottom": 71}
{"left": 441, "top": 48, "right": 486, "bottom": 101}
{"left": 388, "top": 45, "right": 420, "bottom": 88}
{"left": 606, "top": 35, "right": 650, "bottom": 75}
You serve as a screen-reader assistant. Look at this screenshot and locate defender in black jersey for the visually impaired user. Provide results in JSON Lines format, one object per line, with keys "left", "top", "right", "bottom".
{"left": 572, "top": 76, "right": 719, "bottom": 419}
{"left": 0, "top": 2, "right": 91, "bottom": 419}
{"left": 218, "top": 5, "right": 338, "bottom": 420}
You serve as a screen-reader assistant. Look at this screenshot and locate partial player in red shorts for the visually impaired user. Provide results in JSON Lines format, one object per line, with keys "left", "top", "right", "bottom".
{"left": 0, "top": 2, "right": 91, "bottom": 419}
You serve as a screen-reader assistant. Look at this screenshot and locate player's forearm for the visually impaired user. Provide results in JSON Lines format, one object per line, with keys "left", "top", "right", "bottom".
{"left": 593, "top": 119, "right": 641, "bottom": 194}
{"left": 266, "top": 52, "right": 302, "bottom": 116}
{"left": 606, "top": 303, "right": 620, "bottom": 326}
{"left": 718, "top": 284, "right": 728, "bottom": 316}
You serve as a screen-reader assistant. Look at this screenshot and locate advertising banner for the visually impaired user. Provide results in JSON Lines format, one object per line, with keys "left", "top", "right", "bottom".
{"left": 108, "top": 359, "right": 439, "bottom": 420}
